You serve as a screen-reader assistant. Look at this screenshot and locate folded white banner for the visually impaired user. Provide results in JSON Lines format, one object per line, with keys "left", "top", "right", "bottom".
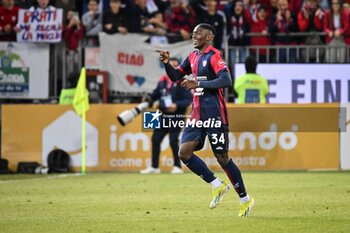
{"left": 99, "top": 33, "right": 193, "bottom": 93}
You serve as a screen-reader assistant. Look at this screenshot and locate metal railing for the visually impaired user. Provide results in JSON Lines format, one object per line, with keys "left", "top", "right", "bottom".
{"left": 225, "top": 45, "right": 350, "bottom": 63}
{"left": 2, "top": 31, "right": 350, "bottom": 102}
{"left": 224, "top": 31, "right": 350, "bottom": 64}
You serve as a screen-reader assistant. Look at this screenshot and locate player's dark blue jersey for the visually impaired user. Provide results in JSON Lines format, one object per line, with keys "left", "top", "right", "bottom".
{"left": 177, "top": 45, "right": 230, "bottom": 125}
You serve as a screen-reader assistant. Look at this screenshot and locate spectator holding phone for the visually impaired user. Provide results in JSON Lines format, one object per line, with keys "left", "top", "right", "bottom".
{"left": 64, "top": 10, "right": 84, "bottom": 75}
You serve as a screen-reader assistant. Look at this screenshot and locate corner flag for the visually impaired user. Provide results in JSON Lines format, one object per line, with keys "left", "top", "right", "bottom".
{"left": 73, "top": 68, "right": 89, "bottom": 115}
{"left": 72, "top": 67, "right": 89, "bottom": 174}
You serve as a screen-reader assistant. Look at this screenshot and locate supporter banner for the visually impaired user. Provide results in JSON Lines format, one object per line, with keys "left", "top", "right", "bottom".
{"left": 17, "top": 8, "right": 63, "bottom": 43}
{"left": 234, "top": 64, "right": 350, "bottom": 103}
{"left": 2, "top": 104, "right": 339, "bottom": 172}
{"left": 0, "top": 42, "right": 49, "bottom": 98}
{"left": 340, "top": 103, "right": 350, "bottom": 170}
{"left": 99, "top": 33, "right": 193, "bottom": 93}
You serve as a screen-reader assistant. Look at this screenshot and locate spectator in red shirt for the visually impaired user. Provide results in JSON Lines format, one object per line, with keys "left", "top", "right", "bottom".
{"left": 259, "top": 0, "right": 271, "bottom": 9}
{"left": 297, "top": 0, "right": 325, "bottom": 62}
{"left": 0, "top": 0, "right": 20, "bottom": 42}
{"left": 324, "top": 0, "right": 349, "bottom": 62}
{"left": 164, "top": 0, "right": 197, "bottom": 43}
{"left": 226, "top": 0, "right": 250, "bottom": 63}
{"left": 245, "top": 5, "right": 271, "bottom": 62}
{"left": 265, "top": 0, "right": 278, "bottom": 19}
{"left": 268, "top": 0, "right": 299, "bottom": 63}
{"left": 56, "top": 0, "right": 78, "bottom": 26}
{"left": 289, "top": 0, "right": 303, "bottom": 14}
{"left": 343, "top": 0, "right": 350, "bottom": 61}
{"left": 64, "top": 11, "right": 84, "bottom": 51}
{"left": 298, "top": 0, "right": 324, "bottom": 31}
{"left": 246, "top": 0, "right": 260, "bottom": 20}
{"left": 343, "top": 0, "right": 350, "bottom": 10}
{"left": 64, "top": 10, "right": 84, "bottom": 76}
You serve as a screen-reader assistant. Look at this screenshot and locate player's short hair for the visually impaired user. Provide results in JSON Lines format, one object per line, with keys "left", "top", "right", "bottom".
{"left": 110, "top": 0, "right": 121, "bottom": 3}
{"left": 245, "top": 56, "right": 257, "bottom": 73}
{"left": 197, "top": 23, "right": 216, "bottom": 36}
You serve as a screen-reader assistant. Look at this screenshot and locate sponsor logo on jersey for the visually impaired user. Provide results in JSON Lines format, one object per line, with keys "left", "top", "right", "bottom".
{"left": 218, "top": 60, "right": 226, "bottom": 67}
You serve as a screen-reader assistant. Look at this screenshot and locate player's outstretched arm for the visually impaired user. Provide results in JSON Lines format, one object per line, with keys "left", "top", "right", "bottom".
{"left": 198, "top": 70, "right": 232, "bottom": 89}
{"left": 154, "top": 49, "right": 170, "bottom": 64}
{"left": 154, "top": 49, "right": 184, "bottom": 82}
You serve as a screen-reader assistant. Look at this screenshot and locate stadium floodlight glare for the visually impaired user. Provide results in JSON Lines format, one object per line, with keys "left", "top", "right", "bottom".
{"left": 117, "top": 102, "right": 150, "bottom": 126}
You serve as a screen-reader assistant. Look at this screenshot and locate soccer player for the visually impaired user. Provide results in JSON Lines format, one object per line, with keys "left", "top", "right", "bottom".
{"left": 155, "top": 23, "right": 254, "bottom": 217}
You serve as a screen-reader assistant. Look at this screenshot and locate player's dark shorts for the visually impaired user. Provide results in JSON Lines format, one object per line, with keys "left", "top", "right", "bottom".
{"left": 180, "top": 124, "right": 229, "bottom": 153}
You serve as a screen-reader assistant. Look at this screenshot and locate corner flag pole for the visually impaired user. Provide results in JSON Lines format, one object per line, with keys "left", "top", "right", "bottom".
{"left": 81, "top": 103, "right": 86, "bottom": 174}
{"left": 72, "top": 67, "right": 89, "bottom": 174}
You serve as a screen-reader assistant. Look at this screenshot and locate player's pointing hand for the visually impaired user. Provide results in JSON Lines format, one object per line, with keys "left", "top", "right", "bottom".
{"left": 154, "top": 49, "right": 170, "bottom": 64}
{"left": 181, "top": 79, "right": 199, "bottom": 90}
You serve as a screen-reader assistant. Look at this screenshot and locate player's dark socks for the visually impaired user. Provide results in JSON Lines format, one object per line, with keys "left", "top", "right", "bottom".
{"left": 222, "top": 159, "right": 247, "bottom": 197}
{"left": 184, "top": 154, "right": 216, "bottom": 183}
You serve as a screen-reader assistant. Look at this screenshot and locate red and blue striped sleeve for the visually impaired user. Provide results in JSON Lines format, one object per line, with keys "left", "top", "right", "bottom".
{"left": 210, "top": 52, "right": 229, "bottom": 75}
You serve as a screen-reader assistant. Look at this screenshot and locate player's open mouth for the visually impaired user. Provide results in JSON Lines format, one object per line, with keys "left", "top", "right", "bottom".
{"left": 193, "top": 40, "right": 199, "bottom": 45}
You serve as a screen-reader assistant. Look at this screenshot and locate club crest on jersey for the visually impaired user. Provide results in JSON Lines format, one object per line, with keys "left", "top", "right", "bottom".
{"left": 202, "top": 60, "right": 207, "bottom": 67}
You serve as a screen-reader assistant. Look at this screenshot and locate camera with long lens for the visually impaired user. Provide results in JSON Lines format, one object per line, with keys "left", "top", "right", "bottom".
{"left": 117, "top": 96, "right": 153, "bottom": 126}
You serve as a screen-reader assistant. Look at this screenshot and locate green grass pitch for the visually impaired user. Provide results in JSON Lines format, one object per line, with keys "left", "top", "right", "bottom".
{"left": 1, "top": 171, "right": 350, "bottom": 233}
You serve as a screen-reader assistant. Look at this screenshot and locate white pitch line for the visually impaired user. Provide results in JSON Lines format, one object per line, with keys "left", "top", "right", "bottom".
{"left": 0, "top": 173, "right": 84, "bottom": 184}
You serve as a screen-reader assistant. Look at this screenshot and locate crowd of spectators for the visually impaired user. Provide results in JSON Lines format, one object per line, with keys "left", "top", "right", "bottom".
{"left": 1, "top": 0, "right": 350, "bottom": 63}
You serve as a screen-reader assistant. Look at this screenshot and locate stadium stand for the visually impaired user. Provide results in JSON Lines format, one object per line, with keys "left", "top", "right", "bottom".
{"left": 0, "top": 0, "right": 349, "bottom": 103}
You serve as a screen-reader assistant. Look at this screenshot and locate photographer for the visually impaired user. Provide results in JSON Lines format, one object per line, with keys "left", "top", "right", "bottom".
{"left": 140, "top": 58, "right": 192, "bottom": 174}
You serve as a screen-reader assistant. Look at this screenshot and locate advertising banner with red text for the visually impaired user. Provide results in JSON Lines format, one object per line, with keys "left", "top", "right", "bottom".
{"left": 2, "top": 104, "right": 339, "bottom": 172}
